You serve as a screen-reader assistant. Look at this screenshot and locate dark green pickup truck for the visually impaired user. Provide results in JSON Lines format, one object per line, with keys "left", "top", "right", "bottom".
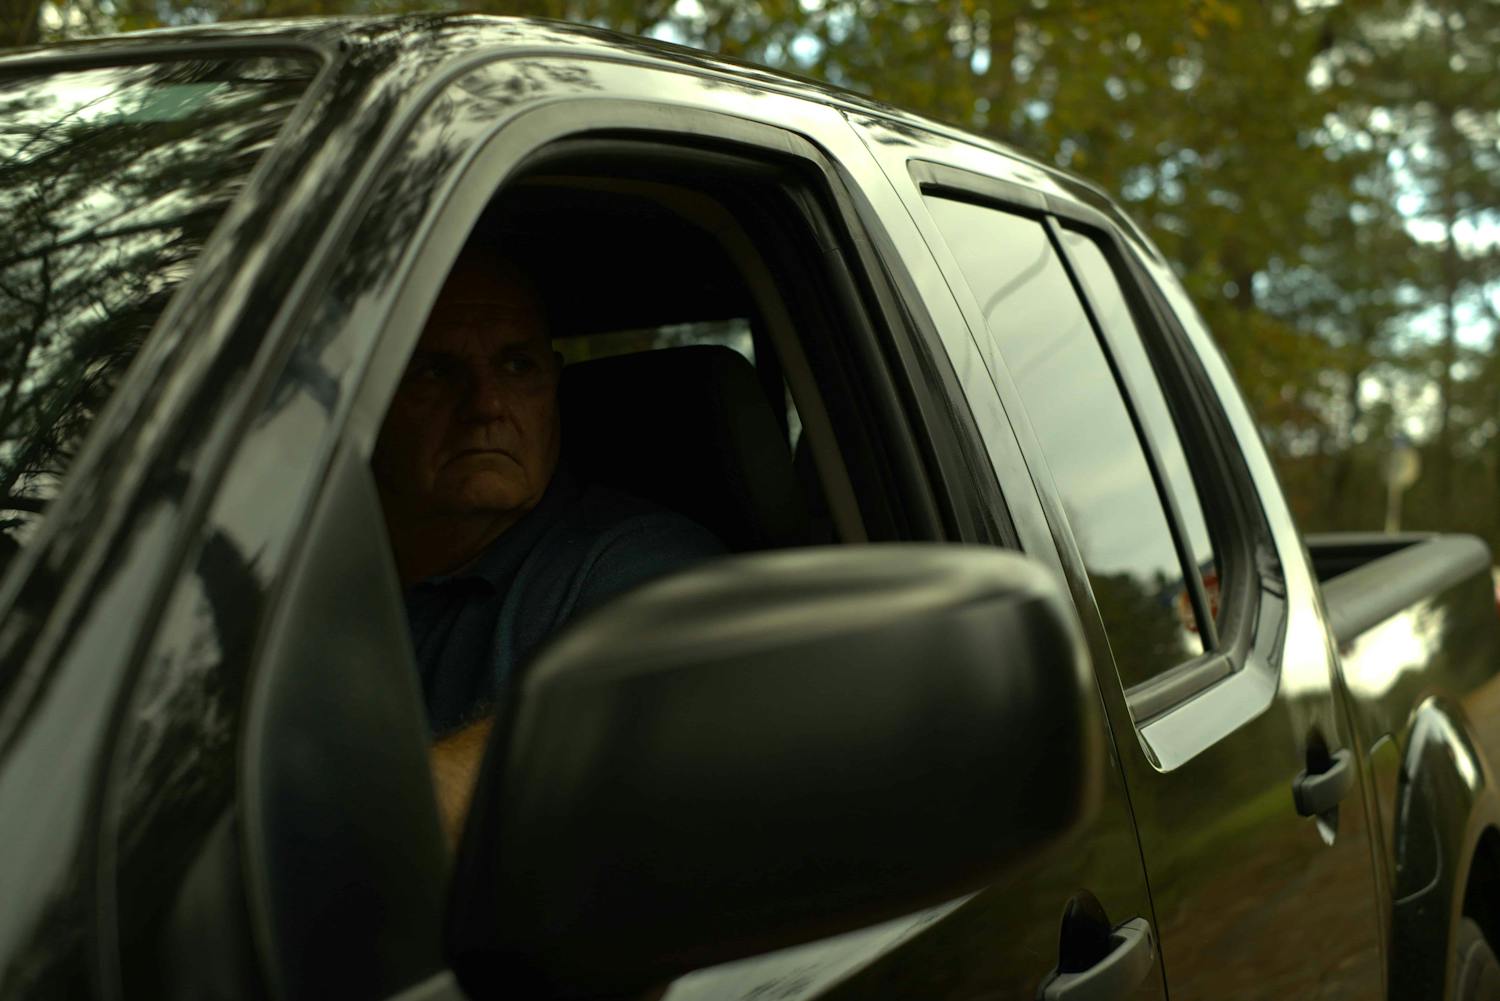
{"left": 2, "top": 15, "right": 1498, "bottom": 1001}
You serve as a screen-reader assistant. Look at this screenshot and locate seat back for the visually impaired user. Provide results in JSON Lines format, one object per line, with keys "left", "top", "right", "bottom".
{"left": 559, "top": 345, "right": 808, "bottom": 551}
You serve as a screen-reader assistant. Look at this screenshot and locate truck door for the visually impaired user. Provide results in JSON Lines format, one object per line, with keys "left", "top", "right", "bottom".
{"left": 237, "top": 52, "right": 1168, "bottom": 1001}
{"left": 853, "top": 118, "right": 1386, "bottom": 1000}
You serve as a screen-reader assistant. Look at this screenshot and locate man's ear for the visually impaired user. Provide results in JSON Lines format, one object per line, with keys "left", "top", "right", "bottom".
{"left": 553, "top": 349, "right": 565, "bottom": 370}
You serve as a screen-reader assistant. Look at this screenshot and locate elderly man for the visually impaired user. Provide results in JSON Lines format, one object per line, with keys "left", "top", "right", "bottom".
{"left": 372, "top": 242, "right": 723, "bottom": 839}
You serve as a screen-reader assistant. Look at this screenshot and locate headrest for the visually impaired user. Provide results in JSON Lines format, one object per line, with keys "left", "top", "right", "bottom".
{"left": 560, "top": 345, "right": 808, "bottom": 552}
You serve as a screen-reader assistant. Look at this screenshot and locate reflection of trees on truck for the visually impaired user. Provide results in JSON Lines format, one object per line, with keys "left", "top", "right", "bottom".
{"left": 1168, "top": 562, "right": 1221, "bottom": 636}
{"left": 1078, "top": 550, "right": 1220, "bottom": 690}
{"left": 1090, "top": 569, "right": 1195, "bottom": 677}
{"left": 0, "top": 57, "right": 315, "bottom": 567}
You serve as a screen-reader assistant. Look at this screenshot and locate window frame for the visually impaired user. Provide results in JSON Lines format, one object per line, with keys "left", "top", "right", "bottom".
{"left": 1045, "top": 220, "right": 1222, "bottom": 643}
{"left": 1043, "top": 217, "right": 1227, "bottom": 711}
{"left": 907, "top": 158, "right": 1287, "bottom": 765}
{"left": 917, "top": 185, "right": 1222, "bottom": 681}
{"left": 340, "top": 96, "right": 1007, "bottom": 552}
{"left": 1043, "top": 207, "right": 1283, "bottom": 725}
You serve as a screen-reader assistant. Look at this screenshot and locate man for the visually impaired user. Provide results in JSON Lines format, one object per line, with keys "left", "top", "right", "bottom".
{"left": 372, "top": 242, "right": 723, "bottom": 841}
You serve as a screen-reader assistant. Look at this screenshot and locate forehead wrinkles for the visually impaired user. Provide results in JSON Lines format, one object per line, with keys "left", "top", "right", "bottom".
{"left": 420, "top": 305, "right": 545, "bottom": 350}
{"left": 419, "top": 249, "right": 550, "bottom": 348}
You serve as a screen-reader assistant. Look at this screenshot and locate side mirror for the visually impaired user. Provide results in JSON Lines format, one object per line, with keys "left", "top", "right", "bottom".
{"left": 447, "top": 545, "right": 1100, "bottom": 999}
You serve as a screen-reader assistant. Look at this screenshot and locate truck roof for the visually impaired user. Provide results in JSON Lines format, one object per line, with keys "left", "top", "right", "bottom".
{"left": 0, "top": 12, "right": 1115, "bottom": 208}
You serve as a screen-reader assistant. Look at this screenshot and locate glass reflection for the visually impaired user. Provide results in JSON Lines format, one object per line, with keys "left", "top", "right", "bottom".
{"left": 0, "top": 56, "right": 314, "bottom": 568}
{"left": 1058, "top": 228, "right": 1222, "bottom": 631}
{"left": 925, "top": 197, "right": 1203, "bottom": 685}
{"left": 663, "top": 898, "right": 966, "bottom": 1001}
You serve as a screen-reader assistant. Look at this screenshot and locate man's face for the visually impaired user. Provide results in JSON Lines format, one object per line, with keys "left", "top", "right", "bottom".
{"left": 373, "top": 255, "right": 561, "bottom": 526}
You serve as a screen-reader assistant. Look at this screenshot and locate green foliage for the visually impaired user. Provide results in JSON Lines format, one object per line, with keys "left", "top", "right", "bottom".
{"left": 8, "top": 0, "right": 1499, "bottom": 552}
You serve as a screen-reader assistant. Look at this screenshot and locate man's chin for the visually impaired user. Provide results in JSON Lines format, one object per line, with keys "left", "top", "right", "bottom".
{"left": 437, "top": 481, "right": 536, "bottom": 519}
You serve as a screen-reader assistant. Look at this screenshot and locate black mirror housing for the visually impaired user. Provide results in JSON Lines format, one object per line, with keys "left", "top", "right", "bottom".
{"left": 447, "top": 545, "right": 1101, "bottom": 999}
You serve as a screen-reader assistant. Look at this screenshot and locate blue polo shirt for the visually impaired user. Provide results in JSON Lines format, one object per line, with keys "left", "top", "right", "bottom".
{"left": 404, "top": 464, "right": 725, "bottom": 735}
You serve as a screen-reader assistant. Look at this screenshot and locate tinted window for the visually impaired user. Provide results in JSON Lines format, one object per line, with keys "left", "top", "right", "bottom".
{"left": 1058, "top": 227, "right": 1222, "bottom": 630}
{"left": 556, "top": 318, "right": 811, "bottom": 446}
{"left": 925, "top": 196, "right": 1204, "bottom": 686}
{"left": 556, "top": 317, "right": 755, "bottom": 364}
{"left": 0, "top": 55, "right": 314, "bottom": 560}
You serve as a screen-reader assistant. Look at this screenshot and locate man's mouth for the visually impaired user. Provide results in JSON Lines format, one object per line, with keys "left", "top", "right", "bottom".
{"left": 451, "top": 448, "right": 517, "bottom": 463}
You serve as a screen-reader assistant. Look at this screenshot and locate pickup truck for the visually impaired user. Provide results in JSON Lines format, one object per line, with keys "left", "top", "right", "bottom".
{"left": 2, "top": 15, "right": 1498, "bottom": 1001}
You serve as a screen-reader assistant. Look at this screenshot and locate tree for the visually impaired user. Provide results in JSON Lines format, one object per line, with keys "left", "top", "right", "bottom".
{"left": 1330, "top": 0, "right": 1500, "bottom": 528}
{"left": 9, "top": 0, "right": 1498, "bottom": 552}
{"left": 0, "top": 0, "right": 41, "bottom": 47}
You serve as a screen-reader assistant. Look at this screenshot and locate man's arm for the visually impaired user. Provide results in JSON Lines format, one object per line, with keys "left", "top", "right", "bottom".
{"left": 429, "top": 717, "right": 493, "bottom": 848}
{"left": 428, "top": 513, "right": 725, "bottom": 842}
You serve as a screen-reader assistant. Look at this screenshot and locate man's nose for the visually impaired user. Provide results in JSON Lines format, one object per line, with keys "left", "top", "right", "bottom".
{"left": 462, "top": 368, "right": 508, "bottom": 422}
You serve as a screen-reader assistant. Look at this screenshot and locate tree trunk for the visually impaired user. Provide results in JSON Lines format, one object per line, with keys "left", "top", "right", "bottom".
{"left": 1328, "top": 356, "right": 1366, "bottom": 526}
{"left": 1432, "top": 4, "right": 1463, "bottom": 504}
{"left": 0, "top": 0, "right": 42, "bottom": 48}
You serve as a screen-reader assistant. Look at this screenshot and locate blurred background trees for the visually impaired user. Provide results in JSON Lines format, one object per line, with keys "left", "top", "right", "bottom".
{"left": 4, "top": 0, "right": 1498, "bottom": 550}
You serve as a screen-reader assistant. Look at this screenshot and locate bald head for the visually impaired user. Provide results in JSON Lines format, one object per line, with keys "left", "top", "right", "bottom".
{"left": 430, "top": 247, "right": 547, "bottom": 332}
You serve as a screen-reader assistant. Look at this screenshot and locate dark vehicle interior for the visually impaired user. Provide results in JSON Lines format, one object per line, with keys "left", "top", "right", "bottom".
{"left": 485, "top": 161, "right": 893, "bottom": 554}
{"left": 504, "top": 177, "right": 833, "bottom": 552}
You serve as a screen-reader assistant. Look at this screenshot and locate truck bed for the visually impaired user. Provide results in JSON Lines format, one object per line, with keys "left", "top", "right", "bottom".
{"left": 1305, "top": 532, "right": 1492, "bottom": 646}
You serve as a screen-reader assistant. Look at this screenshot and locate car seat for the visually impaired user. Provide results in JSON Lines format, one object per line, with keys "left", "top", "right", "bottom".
{"left": 559, "top": 344, "right": 809, "bottom": 552}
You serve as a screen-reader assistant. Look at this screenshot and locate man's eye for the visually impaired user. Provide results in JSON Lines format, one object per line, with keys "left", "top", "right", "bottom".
{"left": 408, "top": 358, "right": 456, "bottom": 383}
{"left": 502, "top": 355, "right": 539, "bottom": 376}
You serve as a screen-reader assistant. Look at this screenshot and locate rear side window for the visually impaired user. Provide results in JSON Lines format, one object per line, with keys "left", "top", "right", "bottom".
{"left": 924, "top": 196, "right": 1208, "bottom": 688}
{"left": 0, "top": 55, "right": 314, "bottom": 560}
{"left": 1057, "top": 227, "right": 1222, "bottom": 630}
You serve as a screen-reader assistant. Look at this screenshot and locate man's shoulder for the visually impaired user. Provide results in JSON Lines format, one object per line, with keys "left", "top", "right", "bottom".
{"left": 564, "top": 480, "right": 717, "bottom": 543}
{"left": 529, "top": 479, "right": 724, "bottom": 615}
